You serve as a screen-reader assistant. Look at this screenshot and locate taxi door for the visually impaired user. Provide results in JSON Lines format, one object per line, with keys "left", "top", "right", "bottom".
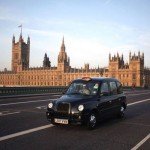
{"left": 109, "top": 81, "right": 121, "bottom": 115}
{"left": 97, "top": 81, "right": 113, "bottom": 118}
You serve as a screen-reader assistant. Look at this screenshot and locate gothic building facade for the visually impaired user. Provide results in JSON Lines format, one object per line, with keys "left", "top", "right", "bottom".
{"left": 12, "top": 33, "right": 30, "bottom": 72}
{"left": 0, "top": 34, "right": 150, "bottom": 87}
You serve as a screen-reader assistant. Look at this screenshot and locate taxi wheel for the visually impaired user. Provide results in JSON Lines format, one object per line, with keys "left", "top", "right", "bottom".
{"left": 117, "top": 106, "right": 125, "bottom": 118}
{"left": 87, "top": 113, "right": 97, "bottom": 130}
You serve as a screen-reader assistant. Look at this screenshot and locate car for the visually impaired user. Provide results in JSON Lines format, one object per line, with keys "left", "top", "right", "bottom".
{"left": 46, "top": 77, "right": 127, "bottom": 129}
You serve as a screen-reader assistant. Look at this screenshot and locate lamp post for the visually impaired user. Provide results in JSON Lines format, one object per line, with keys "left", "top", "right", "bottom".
{"left": 143, "top": 75, "right": 145, "bottom": 88}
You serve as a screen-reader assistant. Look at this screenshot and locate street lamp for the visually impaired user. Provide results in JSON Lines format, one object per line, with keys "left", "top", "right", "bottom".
{"left": 143, "top": 75, "right": 145, "bottom": 88}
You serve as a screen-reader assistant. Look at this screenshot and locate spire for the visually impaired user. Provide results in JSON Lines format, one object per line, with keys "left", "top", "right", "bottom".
{"left": 68, "top": 57, "right": 70, "bottom": 65}
{"left": 62, "top": 36, "right": 64, "bottom": 45}
{"left": 117, "top": 52, "right": 119, "bottom": 58}
{"left": 121, "top": 53, "right": 123, "bottom": 60}
{"left": 142, "top": 52, "right": 144, "bottom": 59}
{"left": 61, "top": 36, "right": 65, "bottom": 52}
{"left": 27, "top": 36, "right": 30, "bottom": 44}
{"left": 12, "top": 34, "right": 15, "bottom": 43}
{"left": 138, "top": 51, "right": 140, "bottom": 59}
{"left": 44, "top": 53, "right": 47, "bottom": 58}
{"left": 129, "top": 51, "right": 131, "bottom": 60}
{"left": 109, "top": 53, "right": 111, "bottom": 61}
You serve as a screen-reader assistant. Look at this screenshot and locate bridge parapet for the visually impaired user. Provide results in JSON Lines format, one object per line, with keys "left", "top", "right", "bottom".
{"left": 0, "top": 86, "right": 67, "bottom": 96}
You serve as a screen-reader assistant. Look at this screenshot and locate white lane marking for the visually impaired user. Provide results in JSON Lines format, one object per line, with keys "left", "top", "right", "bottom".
{"left": 127, "top": 92, "right": 150, "bottom": 96}
{"left": 128, "top": 99, "right": 150, "bottom": 106}
{"left": 17, "top": 96, "right": 52, "bottom": 100}
{"left": 36, "top": 106, "right": 46, "bottom": 109}
{"left": 0, "top": 124, "right": 53, "bottom": 142}
{"left": 0, "top": 99, "right": 56, "bottom": 106}
{"left": 17, "top": 95, "right": 60, "bottom": 100}
{"left": 35, "top": 98, "right": 150, "bottom": 110}
{"left": 0, "top": 111, "right": 9, "bottom": 113}
{"left": 131, "top": 133, "right": 150, "bottom": 150}
{"left": 0, "top": 91, "right": 149, "bottom": 107}
{"left": 0, "top": 98, "right": 149, "bottom": 142}
{"left": 0, "top": 111, "right": 20, "bottom": 116}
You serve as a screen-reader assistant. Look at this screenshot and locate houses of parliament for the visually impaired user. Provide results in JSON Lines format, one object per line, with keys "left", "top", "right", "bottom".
{"left": 0, "top": 32, "right": 150, "bottom": 87}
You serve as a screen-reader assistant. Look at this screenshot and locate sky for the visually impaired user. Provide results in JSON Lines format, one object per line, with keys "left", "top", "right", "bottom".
{"left": 0, "top": 0, "right": 150, "bottom": 70}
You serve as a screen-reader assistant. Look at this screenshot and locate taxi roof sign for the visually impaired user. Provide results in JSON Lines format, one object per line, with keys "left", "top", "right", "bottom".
{"left": 82, "top": 77, "right": 92, "bottom": 81}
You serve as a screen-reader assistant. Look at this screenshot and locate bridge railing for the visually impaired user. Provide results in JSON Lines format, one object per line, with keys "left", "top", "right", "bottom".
{"left": 0, "top": 86, "right": 148, "bottom": 96}
{"left": 0, "top": 86, "right": 68, "bottom": 96}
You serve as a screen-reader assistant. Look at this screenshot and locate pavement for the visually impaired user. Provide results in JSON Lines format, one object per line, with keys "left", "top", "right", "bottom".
{"left": 0, "top": 89, "right": 150, "bottom": 150}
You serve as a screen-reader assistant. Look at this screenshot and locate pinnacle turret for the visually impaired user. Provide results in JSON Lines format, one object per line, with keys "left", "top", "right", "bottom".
{"left": 61, "top": 36, "right": 65, "bottom": 52}
{"left": 12, "top": 35, "right": 15, "bottom": 43}
{"left": 27, "top": 36, "right": 30, "bottom": 44}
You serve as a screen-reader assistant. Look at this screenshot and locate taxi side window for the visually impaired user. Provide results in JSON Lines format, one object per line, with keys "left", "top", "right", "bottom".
{"left": 109, "top": 81, "right": 117, "bottom": 95}
{"left": 116, "top": 81, "right": 123, "bottom": 94}
{"left": 100, "top": 82, "right": 109, "bottom": 96}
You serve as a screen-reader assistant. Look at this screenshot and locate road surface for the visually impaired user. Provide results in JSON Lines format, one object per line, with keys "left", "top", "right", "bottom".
{"left": 0, "top": 89, "right": 150, "bottom": 150}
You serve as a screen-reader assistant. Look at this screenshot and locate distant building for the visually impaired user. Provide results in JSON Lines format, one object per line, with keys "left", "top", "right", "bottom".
{"left": 11, "top": 33, "right": 30, "bottom": 72}
{"left": 43, "top": 53, "right": 51, "bottom": 68}
{"left": 0, "top": 33, "right": 150, "bottom": 87}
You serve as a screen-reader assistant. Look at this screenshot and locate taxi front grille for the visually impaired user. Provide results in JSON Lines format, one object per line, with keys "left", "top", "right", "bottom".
{"left": 57, "top": 103, "right": 70, "bottom": 114}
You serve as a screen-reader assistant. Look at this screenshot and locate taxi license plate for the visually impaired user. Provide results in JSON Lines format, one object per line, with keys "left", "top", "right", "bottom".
{"left": 54, "top": 118, "right": 68, "bottom": 124}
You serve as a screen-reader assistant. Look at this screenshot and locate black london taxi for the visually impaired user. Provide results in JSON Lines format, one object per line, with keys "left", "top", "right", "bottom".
{"left": 46, "top": 77, "right": 127, "bottom": 129}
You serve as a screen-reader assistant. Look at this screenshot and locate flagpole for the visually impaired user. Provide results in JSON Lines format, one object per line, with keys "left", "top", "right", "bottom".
{"left": 21, "top": 25, "right": 22, "bottom": 35}
{"left": 18, "top": 24, "right": 22, "bottom": 35}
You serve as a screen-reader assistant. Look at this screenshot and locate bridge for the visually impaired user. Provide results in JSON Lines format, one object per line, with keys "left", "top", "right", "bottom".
{"left": 0, "top": 86, "right": 147, "bottom": 97}
{"left": 0, "top": 89, "right": 150, "bottom": 150}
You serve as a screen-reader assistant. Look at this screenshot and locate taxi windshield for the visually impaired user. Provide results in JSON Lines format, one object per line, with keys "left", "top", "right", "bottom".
{"left": 66, "top": 81, "right": 99, "bottom": 96}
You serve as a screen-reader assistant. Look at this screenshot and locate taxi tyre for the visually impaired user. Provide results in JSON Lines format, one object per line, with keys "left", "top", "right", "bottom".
{"left": 87, "top": 112, "right": 97, "bottom": 130}
{"left": 117, "top": 105, "right": 125, "bottom": 119}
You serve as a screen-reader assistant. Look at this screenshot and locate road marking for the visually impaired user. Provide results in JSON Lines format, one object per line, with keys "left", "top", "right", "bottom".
{"left": 0, "top": 111, "right": 9, "bottom": 113}
{"left": 36, "top": 98, "right": 150, "bottom": 110}
{"left": 131, "top": 133, "right": 150, "bottom": 150}
{"left": 0, "top": 124, "right": 53, "bottom": 142}
{"left": 0, "top": 98, "right": 149, "bottom": 142}
{"left": 17, "top": 96, "right": 50, "bottom": 100}
{"left": 36, "top": 106, "right": 46, "bottom": 109}
{"left": 17, "top": 95, "right": 60, "bottom": 100}
{"left": 0, "top": 98, "right": 56, "bottom": 106}
{"left": 125, "top": 99, "right": 150, "bottom": 149}
{"left": 127, "top": 99, "right": 150, "bottom": 106}
{"left": 0, "top": 92, "right": 149, "bottom": 107}
{"left": 127, "top": 92, "right": 150, "bottom": 96}
{"left": 122, "top": 122, "right": 150, "bottom": 127}
{"left": 0, "top": 111, "right": 20, "bottom": 116}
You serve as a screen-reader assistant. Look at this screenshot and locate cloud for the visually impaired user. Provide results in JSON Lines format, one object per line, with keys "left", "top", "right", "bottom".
{"left": 138, "top": 33, "right": 150, "bottom": 47}
{"left": 21, "top": 27, "right": 150, "bottom": 68}
{"left": 34, "top": 18, "right": 83, "bottom": 27}
{"left": 104, "top": 0, "right": 112, "bottom": 6}
{"left": 0, "top": 6, "right": 27, "bottom": 24}
{"left": 63, "top": 35, "right": 110, "bottom": 68}
{"left": 25, "top": 28, "right": 63, "bottom": 37}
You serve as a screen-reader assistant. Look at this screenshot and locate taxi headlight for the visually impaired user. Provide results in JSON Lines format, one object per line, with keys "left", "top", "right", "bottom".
{"left": 48, "top": 102, "right": 53, "bottom": 108}
{"left": 78, "top": 105, "right": 84, "bottom": 111}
